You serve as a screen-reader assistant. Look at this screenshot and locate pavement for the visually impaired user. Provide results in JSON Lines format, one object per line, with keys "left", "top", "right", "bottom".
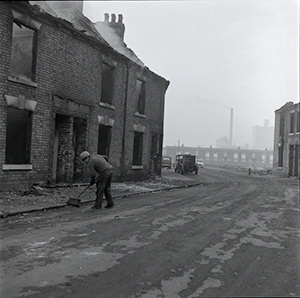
{"left": 0, "top": 169, "right": 200, "bottom": 218}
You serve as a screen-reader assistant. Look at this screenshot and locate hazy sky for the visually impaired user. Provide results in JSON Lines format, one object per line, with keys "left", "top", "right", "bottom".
{"left": 83, "top": 0, "right": 299, "bottom": 148}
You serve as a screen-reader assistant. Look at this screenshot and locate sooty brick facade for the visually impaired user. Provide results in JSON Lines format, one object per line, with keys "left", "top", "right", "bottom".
{"left": 0, "top": 1, "right": 169, "bottom": 190}
{"left": 273, "top": 102, "right": 300, "bottom": 178}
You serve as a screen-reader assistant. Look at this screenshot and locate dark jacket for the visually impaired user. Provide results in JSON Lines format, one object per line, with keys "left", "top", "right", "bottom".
{"left": 87, "top": 154, "right": 112, "bottom": 183}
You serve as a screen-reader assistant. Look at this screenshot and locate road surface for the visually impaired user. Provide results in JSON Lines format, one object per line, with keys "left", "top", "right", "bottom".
{"left": 1, "top": 167, "right": 299, "bottom": 297}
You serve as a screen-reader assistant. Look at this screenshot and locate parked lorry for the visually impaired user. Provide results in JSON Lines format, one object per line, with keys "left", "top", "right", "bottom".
{"left": 175, "top": 154, "right": 198, "bottom": 174}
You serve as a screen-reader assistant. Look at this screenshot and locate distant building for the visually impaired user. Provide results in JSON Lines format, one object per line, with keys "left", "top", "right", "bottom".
{"left": 252, "top": 119, "right": 274, "bottom": 150}
{"left": 273, "top": 102, "right": 299, "bottom": 178}
{"left": 163, "top": 146, "right": 273, "bottom": 168}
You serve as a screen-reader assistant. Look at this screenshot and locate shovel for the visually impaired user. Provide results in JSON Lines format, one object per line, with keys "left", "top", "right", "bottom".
{"left": 66, "top": 185, "right": 90, "bottom": 207}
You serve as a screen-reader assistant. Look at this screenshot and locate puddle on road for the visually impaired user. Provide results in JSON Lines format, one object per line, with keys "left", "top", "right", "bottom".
{"left": 111, "top": 234, "right": 151, "bottom": 250}
{"left": 134, "top": 268, "right": 196, "bottom": 298}
{"left": 187, "top": 277, "right": 223, "bottom": 298}
{"left": 240, "top": 235, "right": 284, "bottom": 249}
{"left": 201, "top": 241, "right": 240, "bottom": 261}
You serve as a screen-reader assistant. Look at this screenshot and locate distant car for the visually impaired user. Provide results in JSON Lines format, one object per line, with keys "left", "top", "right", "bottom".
{"left": 196, "top": 159, "right": 204, "bottom": 168}
{"left": 162, "top": 156, "right": 172, "bottom": 169}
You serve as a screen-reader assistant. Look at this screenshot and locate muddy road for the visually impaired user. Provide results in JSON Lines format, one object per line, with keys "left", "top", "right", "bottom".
{"left": 1, "top": 167, "right": 299, "bottom": 297}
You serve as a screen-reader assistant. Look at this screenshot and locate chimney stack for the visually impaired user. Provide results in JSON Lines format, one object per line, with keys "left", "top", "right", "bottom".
{"left": 118, "top": 14, "right": 123, "bottom": 23}
{"left": 102, "top": 13, "right": 125, "bottom": 41}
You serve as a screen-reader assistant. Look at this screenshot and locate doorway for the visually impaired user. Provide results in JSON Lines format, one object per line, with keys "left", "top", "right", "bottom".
{"left": 52, "top": 114, "right": 87, "bottom": 183}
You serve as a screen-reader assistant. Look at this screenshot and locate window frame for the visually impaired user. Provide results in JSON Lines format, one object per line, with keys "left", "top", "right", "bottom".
{"left": 5, "top": 107, "right": 33, "bottom": 165}
{"left": 132, "top": 131, "right": 143, "bottom": 166}
{"left": 97, "top": 124, "right": 112, "bottom": 157}
{"left": 9, "top": 10, "right": 41, "bottom": 85}
{"left": 100, "top": 62, "right": 114, "bottom": 105}
{"left": 290, "top": 112, "right": 295, "bottom": 134}
{"left": 136, "top": 79, "right": 146, "bottom": 116}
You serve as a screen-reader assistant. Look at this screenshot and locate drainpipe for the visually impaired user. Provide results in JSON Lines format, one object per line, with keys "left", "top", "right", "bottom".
{"left": 121, "top": 62, "right": 130, "bottom": 177}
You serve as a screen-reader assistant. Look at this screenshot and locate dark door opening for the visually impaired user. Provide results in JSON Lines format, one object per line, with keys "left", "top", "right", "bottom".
{"left": 294, "top": 145, "right": 299, "bottom": 177}
{"left": 289, "top": 145, "right": 294, "bottom": 177}
{"left": 52, "top": 114, "right": 87, "bottom": 184}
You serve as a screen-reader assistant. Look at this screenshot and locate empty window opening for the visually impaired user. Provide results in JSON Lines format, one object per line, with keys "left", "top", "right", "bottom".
{"left": 5, "top": 107, "right": 32, "bottom": 164}
{"left": 279, "top": 113, "right": 285, "bottom": 137}
{"left": 101, "top": 63, "right": 113, "bottom": 104}
{"left": 290, "top": 112, "right": 295, "bottom": 133}
{"left": 136, "top": 79, "right": 146, "bottom": 115}
{"left": 10, "top": 22, "right": 37, "bottom": 81}
{"left": 133, "top": 131, "right": 143, "bottom": 165}
{"left": 97, "top": 124, "right": 111, "bottom": 156}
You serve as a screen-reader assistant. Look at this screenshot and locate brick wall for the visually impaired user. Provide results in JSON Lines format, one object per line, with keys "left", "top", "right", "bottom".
{"left": 0, "top": 2, "right": 169, "bottom": 190}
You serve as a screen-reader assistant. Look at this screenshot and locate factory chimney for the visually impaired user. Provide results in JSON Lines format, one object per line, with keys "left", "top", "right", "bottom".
{"left": 229, "top": 108, "right": 233, "bottom": 147}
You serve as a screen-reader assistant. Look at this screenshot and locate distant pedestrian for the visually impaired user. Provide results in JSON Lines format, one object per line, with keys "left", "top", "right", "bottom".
{"left": 80, "top": 151, "right": 114, "bottom": 209}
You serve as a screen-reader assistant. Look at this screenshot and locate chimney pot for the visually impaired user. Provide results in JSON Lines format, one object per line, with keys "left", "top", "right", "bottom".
{"left": 111, "top": 14, "right": 116, "bottom": 23}
{"left": 118, "top": 14, "right": 123, "bottom": 23}
{"left": 104, "top": 13, "right": 109, "bottom": 22}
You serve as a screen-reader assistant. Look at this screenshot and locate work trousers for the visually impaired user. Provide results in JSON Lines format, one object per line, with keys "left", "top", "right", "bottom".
{"left": 94, "top": 168, "right": 114, "bottom": 209}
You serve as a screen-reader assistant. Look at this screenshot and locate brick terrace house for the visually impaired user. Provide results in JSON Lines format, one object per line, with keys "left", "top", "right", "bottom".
{"left": 273, "top": 102, "right": 300, "bottom": 178}
{"left": 0, "top": 1, "right": 169, "bottom": 190}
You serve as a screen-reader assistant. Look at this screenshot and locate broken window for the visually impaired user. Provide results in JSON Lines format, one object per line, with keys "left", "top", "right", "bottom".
{"left": 290, "top": 112, "right": 295, "bottom": 133}
{"left": 97, "top": 124, "right": 111, "bottom": 156}
{"left": 10, "top": 22, "right": 37, "bottom": 82}
{"left": 136, "top": 79, "right": 146, "bottom": 115}
{"left": 132, "top": 131, "right": 143, "bottom": 165}
{"left": 5, "top": 107, "right": 32, "bottom": 164}
{"left": 101, "top": 63, "right": 114, "bottom": 104}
